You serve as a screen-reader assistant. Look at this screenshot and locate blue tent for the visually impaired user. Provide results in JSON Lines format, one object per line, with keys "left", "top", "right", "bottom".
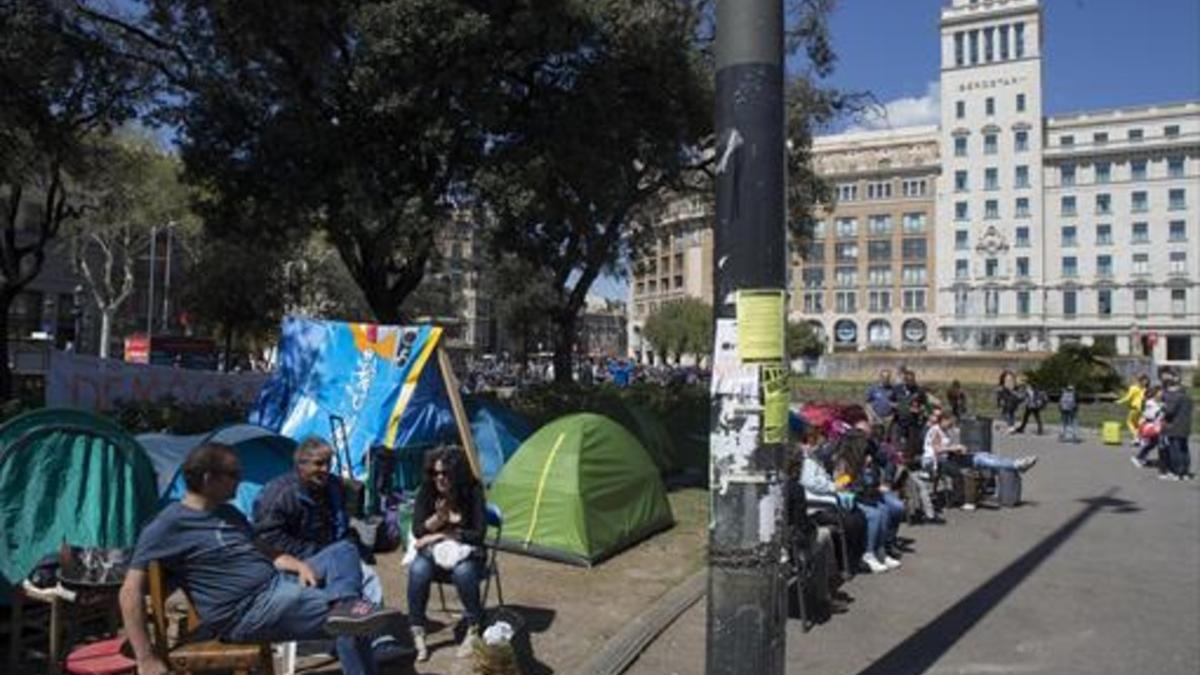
{"left": 466, "top": 396, "right": 532, "bottom": 484}
{"left": 138, "top": 424, "right": 296, "bottom": 516}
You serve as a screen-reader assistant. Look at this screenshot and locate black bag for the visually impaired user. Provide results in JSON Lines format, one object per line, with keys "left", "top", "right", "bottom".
{"left": 962, "top": 469, "right": 982, "bottom": 507}
{"left": 997, "top": 470, "right": 1022, "bottom": 507}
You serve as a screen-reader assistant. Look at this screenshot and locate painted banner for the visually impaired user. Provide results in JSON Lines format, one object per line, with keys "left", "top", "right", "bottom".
{"left": 249, "top": 317, "right": 443, "bottom": 478}
{"left": 46, "top": 350, "right": 268, "bottom": 412}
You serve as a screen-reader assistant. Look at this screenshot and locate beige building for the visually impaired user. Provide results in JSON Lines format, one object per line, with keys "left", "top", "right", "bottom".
{"left": 578, "top": 295, "right": 627, "bottom": 358}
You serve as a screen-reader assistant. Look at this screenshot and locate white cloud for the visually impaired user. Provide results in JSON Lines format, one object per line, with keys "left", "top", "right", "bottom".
{"left": 846, "top": 81, "right": 941, "bottom": 132}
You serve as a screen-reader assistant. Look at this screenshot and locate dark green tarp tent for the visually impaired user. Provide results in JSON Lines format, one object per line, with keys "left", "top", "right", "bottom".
{"left": 0, "top": 409, "right": 158, "bottom": 585}
{"left": 489, "top": 413, "right": 673, "bottom": 566}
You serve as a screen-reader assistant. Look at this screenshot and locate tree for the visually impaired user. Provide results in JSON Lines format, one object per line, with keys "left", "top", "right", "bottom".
{"left": 0, "top": 1, "right": 155, "bottom": 396}
{"left": 643, "top": 298, "right": 712, "bottom": 364}
{"left": 279, "top": 232, "right": 371, "bottom": 321}
{"left": 487, "top": 254, "right": 558, "bottom": 362}
{"left": 70, "top": 133, "right": 199, "bottom": 357}
{"left": 786, "top": 320, "right": 824, "bottom": 360}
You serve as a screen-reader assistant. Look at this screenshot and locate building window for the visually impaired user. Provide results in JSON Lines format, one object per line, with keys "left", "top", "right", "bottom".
{"left": 1132, "top": 222, "right": 1149, "bottom": 243}
{"left": 902, "top": 179, "right": 927, "bottom": 197}
{"left": 835, "top": 242, "right": 858, "bottom": 262}
{"left": 1169, "top": 188, "right": 1186, "bottom": 211}
{"left": 835, "top": 266, "right": 857, "bottom": 287}
{"left": 1062, "top": 256, "right": 1078, "bottom": 278}
{"left": 1016, "top": 92, "right": 1025, "bottom": 112}
{"left": 1134, "top": 288, "right": 1149, "bottom": 317}
{"left": 813, "top": 220, "right": 827, "bottom": 239}
{"left": 1015, "top": 197, "right": 1030, "bottom": 218}
{"left": 902, "top": 290, "right": 926, "bottom": 313}
{"left": 802, "top": 292, "right": 824, "bottom": 314}
{"left": 868, "top": 265, "right": 892, "bottom": 286}
{"left": 1131, "top": 159, "right": 1147, "bottom": 181}
{"left": 984, "top": 133, "right": 997, "bottom": 155}
{"left": 1015, "top": 165, "right": 1030, "bottom": 188}
{"left": 985, "top": 97, "right": 995, "bottom": 116}
{"left": 984, "top": 26, "right": 994, "bottom": 61}
{"left": 1061, "top": 195, "right": 1077, "bottom": 216}
{"left": 902, "top": 239, "right": 927, "bottom": 261}
{"left": 1168, "top": 156, "right": 1185, "bottom": 178}
{"left": 1017, "top": 291, "right": 1031, "bottom": 316}
{"left": 969, "top": 30, "right": 979, "bottom": 64}
{"left": 1171, "top": 289, "right": 1187, "bottom": 316}
{"left": 985, "top": 257, "right": 999, "bottom": 278}
{"left": 1166, "top": 335, "right": 1192, "bottom": 362}
{"left": 1016, "top": 257, "right": 1029, "bottom": 278}
{"left": 867, "top": 215, "right": 892, "bottom": 235}
{"left": 1014, "top": 22, "right": 1025, "bottom": 57}
{"left": 806, "top": 242, "right": 826, "bottom": 261}
{"left": 1169, "top": 220, "right": 1187, "bottom": 242}
{"left": 955, "top": 170, "right": 969, "bottom": 192}
{"left": 1164, "top": 124, "right": 1180, "bottom": 138}
{"left": 984, "top": 167, "right": 998, "bottom": 190}
{"left": 902, "top": 265, "right": 927, "bottom": 285}
{"left": 1095, "top": 162, "right": 1111, "bottom": 184}
{"left": 955, "top": 201, "right": 969, "bottom": 221}
{"left": 1063, "top": 290, "right": 1077, "bottom": 317}
{"left": 838, "top": 183, "right": 858, "bottom": 201}
{"left": 955, "top": 230, "right": 968, "bottom": 251}
{"left": 1131, "top": 191, "right": 1148, "bottom": 213}
{"left": 954, "top": 136, "right": 967, "bottom": 157}
{"left": 985, "top": 290, "right": 1000, "bottom": 316}
{"left": 955, "top": 259, "right": 969, "bottom": 279}
{"left": 998, "top": 24, "right": 1011, "bottom": 60}
{"left": 867, "top": 240, "right": 891, "bottom": 261}
{"left": 1093, "top": 132, "right": 1108, "bottom": 145}
{"left": 1132, "top": 253, "right": 1149, "bottom": 275}
{"left": 1016, "top": 226, "right": 1030, "bottom": 247}
{"left": 868, "top": 291, "right": 892, "bottom": 313}
{"left": 835, "top": 291, "right": 857, "bottom": 313}
{"left": 1096, "top": 223, "right": 1112, "bottom": 245}
{"left": 1170, "top": 251, "right": 1187, "bottom": 275}
{"left": 985, "top": 199, "right": 999, "bottom": 220}
{"left": 903, "top": 213, "right": 926, "bottom": 232}
{"left": 1060, "top": 134, "right": 1074, "bottom": 147}
{"left": 836, "top": 217, "right": 858, "bottom": 237}
{"left": 954, "top": 290, "right": 969, "bottom": 317}
{"left": 1062, "top": 226, "right": 1077, "bottom": 247}
{"left": 1015, "top": 130, "right": 1028, "bottom": 152}
{"left": 1061, "top": 164, "right": 1076, "bottom": 186}
{"left": 1098, "top": 289, "right": 1113, "bottom": 317}
{"left": 1128, "top": 128, "right": 1143, "bottom": 141}
{"left": 866, "top": 181, "right": 892, "bottom": 200}
{"left": 954, "top": 31, "right": 965, "bottom": 67}
{"left": 834, "top": 319, "right": 858, "bottom": 345}
{"left": 956, "top": 100, "right": 965, "bottom": 119}
{"left": 802, "top": 268, "right": 824, "bottom": 288}
{"left": 1097, "top": 254, "right": 1113, "bottom": 278}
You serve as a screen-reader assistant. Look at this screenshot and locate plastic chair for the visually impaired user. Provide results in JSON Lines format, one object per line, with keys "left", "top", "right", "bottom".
{"left": 436, "top": 503, "right": 505, "bottom": 613}
{"left": 64, "top": 637, "right": 134, "bottom": 675}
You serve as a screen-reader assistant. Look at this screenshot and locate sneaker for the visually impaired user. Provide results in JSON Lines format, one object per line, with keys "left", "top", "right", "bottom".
{"left": 1131, "top": 456, "right": 1144, "bottom": 468}
{"left": 410, "top": 626, "right": 429, "bottom": 662}
{"left": 861, "top": 552, "right": 888, "bottom": 574}
{"left": 372, "top": 636, "right": 414, "bottom": 665}
{"left": 962, "top": 503, "right": 977, "bottom": 511}
{"left": 455, "top": 625, "right": 481, "bottom": 658}
{"left": 325, "top": 600, "right": 403, "bottom": 637}
{"left": 1182, "top": 474, "right": 1195, "bottom": 482}
{"left": 882, "top": 555, "right": 902, "bottom": 570}
{"left": 1016, "top": 456, "right": 1038, "bottom": 473}
{"left": 1158, "top": 474, "right": 1179, "bottom": 481}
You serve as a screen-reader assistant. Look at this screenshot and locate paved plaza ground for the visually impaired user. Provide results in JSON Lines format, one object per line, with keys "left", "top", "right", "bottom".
{"left": 629, "top": 431, "right": 1200, "bottom": 675}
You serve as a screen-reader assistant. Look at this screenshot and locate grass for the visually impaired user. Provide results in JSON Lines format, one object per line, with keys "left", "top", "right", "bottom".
{"left": 791, "top": 377, "right": 1200, "bottom": 435}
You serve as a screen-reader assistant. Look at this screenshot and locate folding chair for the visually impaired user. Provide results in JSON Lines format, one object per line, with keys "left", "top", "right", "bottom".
{"left": 436, "top": 503, "right": 505, "bottom": 613}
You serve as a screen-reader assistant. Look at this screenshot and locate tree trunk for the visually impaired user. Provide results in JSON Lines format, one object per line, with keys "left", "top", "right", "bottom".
{"left": 551, "top": 313, "right": 577, "bottom": 385}
{"left": 98, "top": 308, "right": 114, "bottom": 359}
{"left": 0, "top": 298, "right": 12, "bottom": 400}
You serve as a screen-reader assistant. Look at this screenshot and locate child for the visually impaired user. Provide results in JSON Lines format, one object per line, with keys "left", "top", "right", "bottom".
{"left": 1131, "top": 386, "right": 1164, "bottom": 468}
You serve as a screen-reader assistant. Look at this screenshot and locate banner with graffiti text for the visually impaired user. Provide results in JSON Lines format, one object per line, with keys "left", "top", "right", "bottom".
{"left": 46, "top": 351, "right": 269, "bottom": 412}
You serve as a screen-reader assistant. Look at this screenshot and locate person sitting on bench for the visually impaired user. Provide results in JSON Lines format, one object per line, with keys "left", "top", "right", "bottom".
{"left": 119, "top": 442, "right": 400, "bottom": 675}
{"left": 923, "top": 414, "right": 1038, "bottom": 479}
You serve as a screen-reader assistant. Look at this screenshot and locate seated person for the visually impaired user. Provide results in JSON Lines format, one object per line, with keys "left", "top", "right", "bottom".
{"left": 407, "top": 446, "right": 487, "bottom": 662}
{"left": 119, "top": 443, "right": 399, "bottom": 675}
{"left": 253, "top": 437, "right": 404, "bottom": 660}
{"left": 796, "top": 430, "right": 867, "bottom": 576}
{"left": 923, "top": 414, "right": 1038, "bottom": 477}
{"left": 832, "top": 432, "right": 903, "bottom": 574}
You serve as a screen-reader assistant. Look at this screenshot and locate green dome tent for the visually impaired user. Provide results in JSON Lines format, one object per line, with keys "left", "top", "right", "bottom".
{"left": 489, "top": 413, "right": 673, "bottom": 566}
{"left": 0, "top": 409, "right": 158, "bottom": 585}
{"left": 588, "top": 397, "right": 678, "bottom": 475}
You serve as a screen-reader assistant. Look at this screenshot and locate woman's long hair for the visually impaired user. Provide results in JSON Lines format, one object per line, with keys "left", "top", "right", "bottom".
{"left": 416, "top": 445, "right": 479, "bottom": 516}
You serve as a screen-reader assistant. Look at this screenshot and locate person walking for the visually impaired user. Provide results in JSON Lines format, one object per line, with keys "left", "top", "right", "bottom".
{"left": 1159, "top": 369, "right": 1194, "bottom": 481}
{"left": 997, "top": 369, "right": 1020, "bottom": 430}
{"left": 1012, "top": 381, "right": 1046, "bottom": 435}
{"left": 1115, "top": 375, "right": 1150, "bottom": 446}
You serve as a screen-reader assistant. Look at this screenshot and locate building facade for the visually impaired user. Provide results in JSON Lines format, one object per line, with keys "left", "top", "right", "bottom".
{"left": 626, "top": 0, "right": 1199, "bottom": 367}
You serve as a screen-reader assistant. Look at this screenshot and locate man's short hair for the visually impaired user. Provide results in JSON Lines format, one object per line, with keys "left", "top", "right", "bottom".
{"left": 295, "top": 436, "right": 334, "bottom": 462}
{"left": 181, "top": 443, "right": 238, "bottom": 492}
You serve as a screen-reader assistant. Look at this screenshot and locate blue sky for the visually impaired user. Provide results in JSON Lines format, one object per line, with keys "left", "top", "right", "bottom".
{"left": 823, "top": 0, "right": 1200, "bottom": 131}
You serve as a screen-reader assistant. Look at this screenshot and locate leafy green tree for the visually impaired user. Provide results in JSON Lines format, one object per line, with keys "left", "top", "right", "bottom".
{"left": 786, "top": 320, "right": 824, "bottom": 360}
{"left": 0, "top": 1, "right": 155, "bottom": 396}
{"left": 643, "top": 298, "right": 712, "bottom": 364}
{"left": 1023, "top": 343, "right": 1121, "bottom": 396}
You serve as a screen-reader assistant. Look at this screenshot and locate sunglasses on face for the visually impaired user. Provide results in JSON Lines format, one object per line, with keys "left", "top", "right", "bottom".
{"left": 300, "top": 457, "right": 332, "bottom": 467}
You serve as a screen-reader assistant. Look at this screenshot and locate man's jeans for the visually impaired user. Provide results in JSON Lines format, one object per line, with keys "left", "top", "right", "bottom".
{"left": 971, "top": 453, "right": 1018, "bottom": 472}
{"left": 407, "top": 550, "right": 484, "bottom": 629}
{"left": 1166, "top": 436, "right": 1191, "bottom": 478}
{"left": 1059, "top": 410, "right": 1080, "bottom": 441}
{"left": 227, "top": 540, "right": 377, "bottom": 675}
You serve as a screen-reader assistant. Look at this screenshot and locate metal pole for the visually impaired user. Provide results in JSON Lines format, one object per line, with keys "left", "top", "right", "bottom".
{"left": 146, "top": 225, "right": 157, "bottom": 336}
{"left": 707, "top": 1, "right": 789, "bottom": 674}
{"left": 161, "top": 224, "right": 173, "bottom": 333}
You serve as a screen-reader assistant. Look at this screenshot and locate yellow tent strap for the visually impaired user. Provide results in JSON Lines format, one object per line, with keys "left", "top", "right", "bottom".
{"left": 524, "top": 431, "right": 567, "bottom": 546}
{"left": 382, "top": 327, "right": 442, "bottom": 448}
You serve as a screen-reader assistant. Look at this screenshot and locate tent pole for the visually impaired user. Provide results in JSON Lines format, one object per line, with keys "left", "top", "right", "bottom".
{"left": 437, "top": 346, "right": 483, "bottom": 487}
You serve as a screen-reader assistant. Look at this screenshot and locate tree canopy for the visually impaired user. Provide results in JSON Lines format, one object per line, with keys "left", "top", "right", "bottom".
{"left": 642, "top": 298, "right": 713, "bottom": 364}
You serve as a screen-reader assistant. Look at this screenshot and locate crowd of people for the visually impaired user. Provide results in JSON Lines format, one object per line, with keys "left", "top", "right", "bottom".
{"left": 119, "top": 439, "right": 487, "bottom": 674}
{"left": 463, "top": 354, "right": 707, "bottom": 391}
{"left": 1123, "top": 367, "right": 1195, "bottom": 481}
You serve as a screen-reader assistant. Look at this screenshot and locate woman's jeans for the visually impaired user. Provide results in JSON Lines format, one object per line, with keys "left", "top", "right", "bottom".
{"left": 858, "top": 495, "right": 903, "bottom": 557}
{"left": 227, "top": 540, "right": 376, "bottom": 675}
{"left": 1059, "top": 410, "right": 1079, "bottom": 441}
{"left": 971, "top": 452, "right": 1018, "bottom": 472}
{"left": 407, "top": 550, "right": 484, "bottom": 629}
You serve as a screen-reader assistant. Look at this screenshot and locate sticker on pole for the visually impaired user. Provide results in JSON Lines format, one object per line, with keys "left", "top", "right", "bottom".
{"left": 735, "top": 290, "right": 785, "bottom": 363}
{"left": 761, "top": 364, "right": 789, "bottom": 444}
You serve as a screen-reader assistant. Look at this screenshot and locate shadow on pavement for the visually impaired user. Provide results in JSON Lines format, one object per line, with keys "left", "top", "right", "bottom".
{"left": 855, "top": 487, "right": 1140, "bottom": 675}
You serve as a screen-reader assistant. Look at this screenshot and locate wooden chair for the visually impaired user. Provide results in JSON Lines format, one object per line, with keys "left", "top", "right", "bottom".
{"left": 146, "top": 562, "right": 275, "bottom": 674}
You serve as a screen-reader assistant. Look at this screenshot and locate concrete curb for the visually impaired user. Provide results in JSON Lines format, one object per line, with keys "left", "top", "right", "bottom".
{"left": 574, "top": 569, "right": 707, "bottom": 675}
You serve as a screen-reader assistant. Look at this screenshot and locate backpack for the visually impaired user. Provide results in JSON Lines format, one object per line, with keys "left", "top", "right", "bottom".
{"left": 1059, "top": 389, "right": 1077, "bottom": 412}
{"left": 1029, "top": 388, "right": 1047, "bottom": 410}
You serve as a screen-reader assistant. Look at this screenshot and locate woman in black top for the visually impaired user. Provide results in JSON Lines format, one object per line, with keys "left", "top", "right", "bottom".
{"left": 407, "top": 446, "right": 486, "bottom": 661}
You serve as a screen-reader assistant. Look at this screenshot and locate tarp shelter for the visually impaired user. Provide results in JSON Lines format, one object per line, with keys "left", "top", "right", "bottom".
{"left": 489, "top": 413, "right": 674, "bottom": 566}
{"left": 250, "top": 317, "right": 480, "bottom": 480}
{"left": 465, "top": 396, "right": 531, "bottom": 485}
{"left": 588, "top": 397, "right": 678, "bottom": 475}
{"left": 139, "top": 424, "right": 297, "bottom": 516}
{"left": 0, "top": 408, "right": 157, "bottom": 585}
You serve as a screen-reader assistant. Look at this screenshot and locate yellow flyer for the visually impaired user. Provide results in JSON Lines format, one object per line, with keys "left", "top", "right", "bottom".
{"left": 761, "top": 365, "right": 789, "bottom": 444}
{"left": 736, "top": 289, "right": 786, "bottom": 362}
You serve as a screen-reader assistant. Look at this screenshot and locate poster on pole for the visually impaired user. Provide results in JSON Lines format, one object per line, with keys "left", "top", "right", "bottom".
{"left": 735, "top": 289, "right": 785, "bottom": 362}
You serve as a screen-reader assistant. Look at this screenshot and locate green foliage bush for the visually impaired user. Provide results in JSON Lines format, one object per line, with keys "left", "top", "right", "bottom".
{"left": 1023, "top": 343, "right": 1121, "bottom": 396}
